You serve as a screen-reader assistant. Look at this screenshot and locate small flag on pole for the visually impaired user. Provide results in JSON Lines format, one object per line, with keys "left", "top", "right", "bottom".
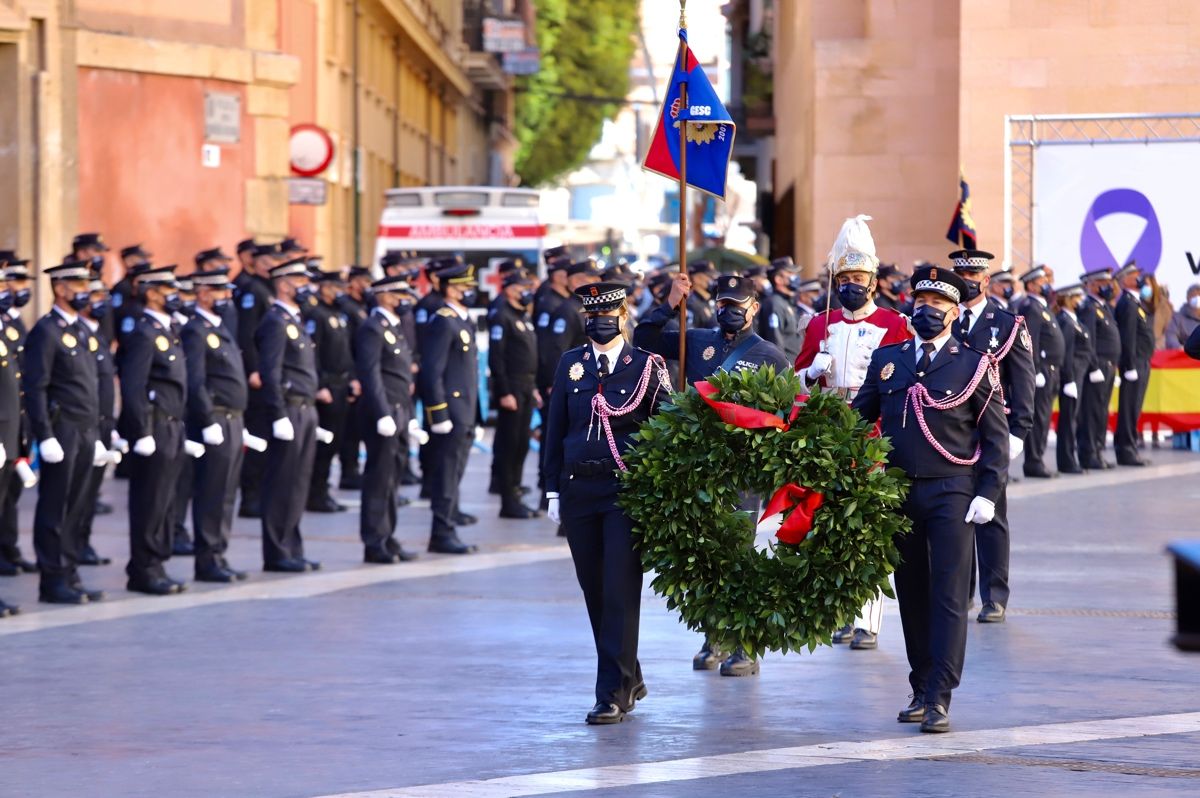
{"left": 946, "top": 171, "right": 977, "bottom": 248}
{"left": 642, "top": 30, "right": 736, "bottom": 200}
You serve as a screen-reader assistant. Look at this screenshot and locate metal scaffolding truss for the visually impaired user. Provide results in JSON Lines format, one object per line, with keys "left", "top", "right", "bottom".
{"left": 1004, "top": 113, "right": 1200, "bottom": 272}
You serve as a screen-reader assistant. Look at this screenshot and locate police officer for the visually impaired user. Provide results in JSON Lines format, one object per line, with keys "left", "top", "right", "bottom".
{"left": 236, "top": 242, "right": 279, "bottom": 517}
{"left": 305, "top": 268, "right": 359, "bottom": 512}
{"left": 488, "top": 269, "right": 542, "bottom": 519}
{"left": 168, "top": 276, "right": 199, "bottom": 557}
{"left": 418, "top": 257, "right": 481, "bottom": 554}
{"left": 0, "top": 252, "right": 35, "bottom": 575}
{"left": 950, "top": 250, "right": 1035, "bottom": 624}
{"left": 231, "top": 239, "right": 257, "bottom": 320}
{"left": 533, "top": 245, "right": 572, "bottom": 342}
{"left": 0, "top": 266, "right": 22, "bottom": 615}
{"left": 759, "top": 256, "right": 804, "bottom": 362}
{"left": 112, "top": 245, "right": 154, "bottom": 348}
{"left": 24, "top": 259, "right": 106, "bottom": 604}
{"left": 336, "top": 265, "right": 373, "bottom": 490}
{"left": 356, "top": 274, "right": 421, "bottom": 563}
{"left": 258, "top": 256, "right": 324, "bottom": 572}
{"left": 990, "top": 270, "right": 1018, "bottom": 310}
{"left": 1017, "top": 265, "right": 1064, "bottom": 478}
{"left": 852, "top": 265, "right": 1009, "bottom": 732}
{"left": 685, "top": 260, "right": 718, "bottom": 329}
{"left": 1055, "top": 283, "right": 1093, "bottom": 474}
{"left": 543, "top": 259, "right": 602, "bottom": 372}
{"left": 1113, "top": 261, "right": 1155, "bottom": 466}
{"left": 543, "top": 281, "right": 673, "bottom": 724}
{"left": 1077, "top": 267, "right": 1121, "bottom": 470}
{"left": 875, "top": 264, "right": 909, "bottom": 312}
{"left": 183, "top": 266, "right": 251, "bottom": 583}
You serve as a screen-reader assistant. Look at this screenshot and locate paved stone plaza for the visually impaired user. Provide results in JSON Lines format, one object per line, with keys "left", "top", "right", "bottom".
{"left": 3, "top": 441, "right": 1199, "bottom": 797}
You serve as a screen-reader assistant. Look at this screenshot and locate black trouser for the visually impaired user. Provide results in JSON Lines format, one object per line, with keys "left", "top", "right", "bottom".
{"left": 126, "top": 415, "right": 185, "bottom": 583}
{"left": 427, "top": 425, "right": 473, "bottom": 540}
{"left": 360, "top": 403, "right": 410, "bottom": 551}
{"left": 0, "top": 466, "right": 23, "bottom": 563}
{"left": 310, "top": 381, "right": 350, "bottom": 504}
{"left": 492, "top": 384, "right": 535, "bottom": 512}
{"left": 1078, "top": 360, "right": 1115, "bottom": 465}
{"left": 1024, "top": 370, "right": 1059, "bottom": 472}
{"left": 562, "top": 474, "right": 643, "bottom": 708}
{"left": 895, "top": 475, "right": 975, "bottom": 710}
{"left": 1056, "top": 389, "right": 1082, "bottom": 471}
{"left": 261, "top": 402, "right": 318, "bottom": 565}
{"left": 171, "top": 455, "right": 194, "bottom": 545}
{"left": 71, "top": 462, "right": 105, "bottom": 556}
{"left": 536, "top": 384, "right": 552, "bottom": 493}
{"left": 339, "top": 403, "right": 362, "bottom": 481}
{"left": 34, "top": 417, "right": 97, "bottom": 587}
{"left": 1114, "top": 357, "right": 1151, "bottom": 462}
{"left": 240, "top": 398, "right": 270, "bottom": 510}
{"left": 970, "top": 483, "right": 1011, "bottom": 608}
{"left": 192, "top": 411, "right": 245, "bottom": 572}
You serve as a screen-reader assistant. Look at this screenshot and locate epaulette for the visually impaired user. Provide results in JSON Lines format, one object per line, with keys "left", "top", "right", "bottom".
{"left": 436, "top": 307, "right": 456, "bottom": 318}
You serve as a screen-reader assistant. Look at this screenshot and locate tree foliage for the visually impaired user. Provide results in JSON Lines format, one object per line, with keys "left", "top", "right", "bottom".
{"left": 514, "top": 0, "right": 639, "bottom": 187}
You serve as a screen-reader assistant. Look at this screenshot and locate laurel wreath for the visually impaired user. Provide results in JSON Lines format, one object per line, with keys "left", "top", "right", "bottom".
{"left": 619, "top": 366, "right": 911, "bottom": 657}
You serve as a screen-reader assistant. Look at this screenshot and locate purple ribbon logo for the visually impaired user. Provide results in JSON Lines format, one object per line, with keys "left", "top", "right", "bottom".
{"left": 1079, "top": 189, "right": 1161, "bottom": 273}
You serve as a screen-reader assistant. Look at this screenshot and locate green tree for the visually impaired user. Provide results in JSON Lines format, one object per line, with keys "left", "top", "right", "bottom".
{"left": 515, "top": 0, "right": 639, "bottom": 187}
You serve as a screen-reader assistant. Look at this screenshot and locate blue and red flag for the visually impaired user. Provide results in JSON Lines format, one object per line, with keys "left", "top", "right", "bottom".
{"left": 946, "top": 171, "right": 978, "bottom": 248}
{"left": 642, "top": 31, "right": 736, "bottom": 200}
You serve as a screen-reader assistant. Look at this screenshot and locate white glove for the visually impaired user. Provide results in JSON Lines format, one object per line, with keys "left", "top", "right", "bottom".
{"left": 376, "top": 415, "right": 398, "bottom": 437}
{"left": 201, "top": 423, "right": 225, "bottom": 446}
{"left": 272, "top": 417, "right": 295, "bottom": 441}
{"left": 1008, "top": 433, "right": 1024, "bottom": 462}
{"left": 0, "top": 442, "right": 6, "bottom": 468}
{"left": 316, "top": 427, "right": 335, "bottom": 444}
{"left": 133, "top": 436, "right": 156, "bottom": 457}
{"left": 107, "top": 448, "right": 123, "bottom": 466}
{"left": 1034, "top": 373, "right": 1047, "bottom": 389}
{"left": 407, "top": 418, "right": 430, "bottom": 445}
{"left": 1062, "top": 381, "right": 1078, "bottom": 399}
{"left": 184, "top": 440, "right": 206, "bottom": 459}
{"left": 111, "top": 434, "right": 130, "bottom": 454}
{"left": 964, "top": 496, "right": 996, "bottom": 524}
{"left": 92, "top": 440, "right": 108, "bottom": 467}
{"left": 806, "top": 352, "right": 834, "bottom": 380}
{"left": 474, "top": 425, "right": 486, "bottom": 443}
{"left": 1088, "top": 368, "right": 1105, "bottom": 384}
{"left": 15, "top": 459, "right": 37, "bottom": 488}
{"left": 547, "top": 496, "right": 561, "bottom": 525}
{"left": 429, "top": 419, "right": 454, "bottom": 435}
{"left": 1123, "top": 369, "right": 1138, "bottom": 381}
{"left": 39, "top": 437, "right": 65, "bottom": 464}
{"left": 242, "top": 428, "right": 268, "bottom": 452}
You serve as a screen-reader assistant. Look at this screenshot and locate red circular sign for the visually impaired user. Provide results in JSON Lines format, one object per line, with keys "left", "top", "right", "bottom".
{"left": 289, "top": 124, "right": 335, "bottom": 177}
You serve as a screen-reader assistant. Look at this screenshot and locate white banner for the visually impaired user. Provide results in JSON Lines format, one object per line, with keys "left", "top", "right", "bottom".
{"left": 1033, "top": 141, "right": 1200, "bottom": 302}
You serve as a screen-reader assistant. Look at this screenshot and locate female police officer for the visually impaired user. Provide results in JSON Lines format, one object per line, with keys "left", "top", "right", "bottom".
{"left": 542, "top": 281, "right": 673, "bottom": 724}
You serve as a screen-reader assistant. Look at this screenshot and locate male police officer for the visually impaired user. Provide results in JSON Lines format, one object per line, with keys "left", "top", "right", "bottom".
{"left": 0, "top": 266, "right": 26, "bottom": 604}
{"left": 306, "top": 268, "right": 359, "bottom": 512}
{"left": 1056, "top": 283, "right": 1093, "bottom": 474}
{"left": 1113, "top": 261, "right": 1155, "bottom": 466}
{"left": 759, "top": 256, "right": 804, "bottom": 362}
{"left": 1077, "top": 267, "right": 1122, "bottom": 470}
{"left": 488, "top": 269, "right": 542, "bottom": 519}
{"left": 336, "top": 265, "right": 373, "bottom": 489}
{"left": 950, "top": 250, "right": 1035, "bottom": 624}
{"left": 542, "top": 259, "right": 602, "bottom": 387}
{"left": 25, "top": 259, "right": 106, "bottom": 604}
{"left": 183, "top": 266, "right": 251, "bottom": 583}
{"left": 0, "top": 252, "right": 35, "bottom": 575}
{"left": 418, "top": 257, "right": 481, "bottom": 554}
{"left": 1017, "top": 265, "right": 1064, "bottom": 478}
{"left": 356, "top": 274, "right": 422, "bottom": 563}
{"left": 236, "top": 243, "right": 279, "bottom": 517}
{"left": 853, "top": 265, "right": 1009, "bottom": 732}
{"left": 685, "top": 261, "right": 718, "bottom": 329}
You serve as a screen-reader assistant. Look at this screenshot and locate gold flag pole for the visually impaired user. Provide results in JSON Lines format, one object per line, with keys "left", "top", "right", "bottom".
{"left": 677, "top": 0, "right": 689, "bottom": 375}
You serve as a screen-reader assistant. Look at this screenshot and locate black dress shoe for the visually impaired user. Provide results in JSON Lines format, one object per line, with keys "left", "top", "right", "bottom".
{"left": 428, "top": 536, "right": 478, "bottom": 555}
{"left": 69, "top": 583, "right": 107, "bottom": 602}
{"left": 831, "top": 623, "right": 855, "bottom": 644}
{"left": 585, "top": 701, "right": 625, "bottom": 725}
{"left": 1082, "top": 459, "right": 1107, "bottom": 471}
{"left": 1117, "top": 457, "right": 1149, "bottom": 467}
{"left": 920, "top": 703, "right": 950, "bottom": 733}
{"left": 399, "top": 469, "right": 420, "bottom": 486}
{"left": 1023, "top": 465, "right": 1056, "bottom": 479}
{"left": 39, "top": 583, "right": 89, "bottom": 604}
{"left": 79, "top": 545, "right": 111, "bottom": 566}
{"left": 452, "top": 512, "right": 478, "bottom": 526}
{"left": 499, "top": 504, "right": 540, "bottom": 519}
{"left": 384, "top": 538, "right": 419, "bottom": 561}
{"left": 303, "top": 559, "right": 322, "bottom": 571}
{"left": 977, "top": 601, "right": 1006, "bottom": 623}
{"left": 898, "top": 694, "right": 926, "bottom": 723}
{"left": 0, "top": 558, "right": 17, "bottom": 577}
{"left": 264, "top": 558, "right": 313, "bottom": 573}
{"left": 166, "top": 577, "right": 189, "bottom": 593}
{"left": 13, "top": 556, "right": 37, "bottom": 573}
{"left": 364, "top": 547, "right": 401, "bottom": 565}
{"left": 692, "top": 641, "right": 726, "bottom": 670}
{"left": 94, "top": 499, "right": 114, "bottom": 515}
{"left": 195, "top": 565, "right": 240, "bottom": 583}
{"left": 719, "top": 648, "right": 760, "bottom": 676}
{"left": 849, "top": 628, "right": 878, "bottom": 650}
{"left": 395, "top": 494, "right": 411, "bottom": 508}
{"left": 225, "top": 564, "right": 249, "bottom": 581}
{"left": 306, "top": 496, "right": 346, "bottom": 513}
{"left": 1058, "top": 465, "right": 1084, "bottom": 475}
{"left": 0, "top": 599, "right": 19, "bottom": 617}
{"left": 171, "top": 538, "right": 195, "bottom": 556}
{"left": 238, "top": 503, "right": 261, "bottom": 519}
{"left": 339, "top": 473, "right": 363, "bottom": 491}
{"left": 126, "top": 577, "right": 182, "bottom": 596}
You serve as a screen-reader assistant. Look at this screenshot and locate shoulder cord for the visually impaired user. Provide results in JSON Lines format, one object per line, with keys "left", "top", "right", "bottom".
{"left": 589, "top": 355, "right": 673, "bottom": 472}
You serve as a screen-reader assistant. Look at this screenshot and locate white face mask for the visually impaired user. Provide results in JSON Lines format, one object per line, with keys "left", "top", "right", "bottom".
{"left": 1190, "top": 295, "right": 1200, "bottom": 310}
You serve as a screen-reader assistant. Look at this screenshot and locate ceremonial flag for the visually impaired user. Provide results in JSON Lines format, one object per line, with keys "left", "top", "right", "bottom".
{"left": 946, "top": 171, "right": 978, "bottom": 248}
{"left": 642, "top": 30, "right": 736, "bottom": 200}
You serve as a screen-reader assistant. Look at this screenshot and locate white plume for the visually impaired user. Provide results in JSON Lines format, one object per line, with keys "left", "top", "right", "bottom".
{"left": 826, "top": 214, "right": 876, "bottom": 267}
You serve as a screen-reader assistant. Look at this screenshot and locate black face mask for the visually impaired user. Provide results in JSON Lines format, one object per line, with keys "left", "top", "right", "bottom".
{"left": 961, "top": 277, "right": 982, "bottom": 302}
{"left": 1039, "top": 283, "right": 1053, "bottom": 299}
{"left": 294, "top": 285, "right": 315, "bottom": 304}
{"left": 890, "top": 280, "right": 905, "bottom": 294}
{"left": 397, "top": 299, "right": 414, "bottom": 313}
{"left": 716, "top": 305, "right": 748, "bottom": 335}
{"left": 163, "top": 292, "right": 183, "bottom": 313}
{"left": 90, "top": 299, "right": 111, "bottom": 320}
{"left": 585, "top": 315, "right": 621, "bottom": 345}
{"left": 518, "top": 290, "right": 534, "bottom": 307}
{"left": 0, "top": 291, "right": 12, "bottom": 314}
{"left": 460, "top": 288, "right": 478, "bottom": 306}
{"left": 68, "top": 291, "right": 91, "bottom": 312}
{"left": 786, "top": 275, "right": 801, "bottom": 292}
{"left": 1001, "top": 285, "right": 1015, "bottom": 300}
{"left": 838, "top": 283, "right": 869, "bottom": 312}
{"left": 213, "top": 298, "right": 232, "bottom": 313}
{"left": 911, "top": 305, "right": 949, "bottom": 340}
{"left": 1098, "top": 284, "right": 1115, "bottom": 300}
{"left": 13, "top": 288, "right": 30, "bottom": 308}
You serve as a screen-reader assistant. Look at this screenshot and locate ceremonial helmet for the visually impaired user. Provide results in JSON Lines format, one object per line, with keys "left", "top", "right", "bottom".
{"left": 827, "top": 215, "right": 879, "bottom": 277}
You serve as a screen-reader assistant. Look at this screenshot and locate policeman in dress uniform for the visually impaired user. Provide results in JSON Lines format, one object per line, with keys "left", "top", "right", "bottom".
{"left": 413, "top": 263, "right": 447, "bottom": 502}
{"left": 112, "top": 245, "right": 154, "bottom": 350}
{"left": 236, "top": 243, "right": 279, "bottom": 517}
{"left": 543, "top": 281, "right": 673, "bottom": 724}
{"left": 305, "top": 268, "right": 359, "bottom": 513}
{"left": 1016, "top": 265, "right": 1064, "bottom": 478}
{"left": 0, "top": 266, "right": 25, "bottom": 614}
{"left": 989, "top": 270, "right": 1018, "bottom": 310}
{"left": 257, "top": 257, "right": 324, "bottom": 573}
{"left": 118, "top": 265, "right": 197, "bottom": 595}
{"left": 852, "top": 265, "right": 1009, "bottom": 732}
{"left": 0, "top": 252, "right": 36, "bottom": 575}
{"left": 758, "top": 256, "right": 804, "bottom": 362}
{"left": 1055, "top": 284, "right": 1092, "bottom": 474}
{"left": 355, "top": 274, "right": 421, "bottom": 563}
{"left": 336, "top": 265, "right": 373, "bottom": 490}
{"left": 1076, "top": 267, "right": 1122, "bottom": 470}
{"left": 685, "top": 261, "right": 718, "bottom": 329}
{"left": 418, "top": 258, "right": 482, "bottom": 554}
{"left": 24, "top": 259, "right": 106, "bottom": 604}
{"left": 488, "top": 269, "right": 542, "bottom": 519}
{"left": 485, "top": 258, "right": 533, "bottom": 496}
{"left": 168, "top": 276, "right": 198, "bottom": 557}
{"left": 542, "top": 259, "right": 602, "bottom": 386}
{"left": 182, "top": 266, "right": 251, "bottom": 583}
{"left": 950, "top": 249, "right": 1035, "bottom": 624}
{"left": 1113, "top": 261, "right": 1155, "bottom": 466}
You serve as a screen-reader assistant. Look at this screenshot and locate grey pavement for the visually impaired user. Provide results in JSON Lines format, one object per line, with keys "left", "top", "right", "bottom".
{"left": 2, "top": 436, "right": 1199, "bottom": 797}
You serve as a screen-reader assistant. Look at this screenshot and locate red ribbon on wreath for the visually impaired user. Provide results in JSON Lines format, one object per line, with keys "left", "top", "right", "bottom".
{"left": 760, "top": 484, "right": 825, "bottom": 544}
{"left": 695, "top": 380, "right": 807, "bottom": 430}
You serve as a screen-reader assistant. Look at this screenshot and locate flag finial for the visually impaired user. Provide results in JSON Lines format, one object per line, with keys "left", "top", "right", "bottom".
{"left": 680, "top": 0, "right": 687, "bottom": 29}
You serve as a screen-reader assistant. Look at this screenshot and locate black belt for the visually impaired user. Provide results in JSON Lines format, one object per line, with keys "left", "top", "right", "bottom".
{"left": 212, "top": 405, "right": 244, "bottom": 418}
{"left": 286, "top": 396, "right": 313, "bottom": 408}
{"left": 568, "top": 459, "right": 618, "bottom": 478}
{"left": 152, "top": 407, "right": 182, "bottom": 423}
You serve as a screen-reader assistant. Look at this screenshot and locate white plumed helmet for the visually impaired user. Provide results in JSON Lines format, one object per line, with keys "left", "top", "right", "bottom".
{"left": 827, "top": 214, "right": 880, "bottom": 275}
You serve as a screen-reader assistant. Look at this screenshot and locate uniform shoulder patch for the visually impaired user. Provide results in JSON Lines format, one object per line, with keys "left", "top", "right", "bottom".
{"left": 552, "top": 317, "right": 567, "bottom": 334}
{"left": 241, "top": 293, "right": 255, "bottom": 310}
{"left": 769, "top": 313, "right": 780, "bottom": 329}
{"left": 111, "top": 292, "right": 123, "bottom": 308}
{"left": 415, "top": 308, "right": 428, "bottom": 324}
{"left": 536, "top": 312, "right": 550, "bottom": 328}
{"left": 305, "top": 319, "right": 317, "bottom": 336}
{"left": 490, "top": 325, "right": 503, "bottom": 341}
{"left": 436, "top": 307, "right": 456, "bottom": 318}
{"left": 121, "top": 316, "right": 136, "bottom": 334}
{"left": 1020, "top": 327, "right": 1032, "bottom": 351}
